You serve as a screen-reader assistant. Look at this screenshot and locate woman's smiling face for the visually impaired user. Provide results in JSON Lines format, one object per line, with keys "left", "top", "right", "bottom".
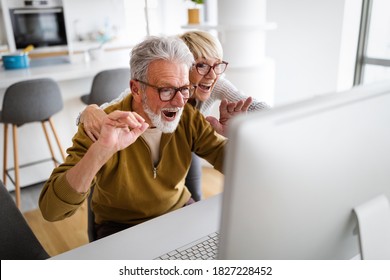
{"left": 189, "top": 57, "right": 222, "bottom": 102}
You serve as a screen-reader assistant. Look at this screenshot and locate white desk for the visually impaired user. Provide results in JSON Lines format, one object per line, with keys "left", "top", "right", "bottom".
{"left": 52, "top": 194, "right": 222, "bottom": 260}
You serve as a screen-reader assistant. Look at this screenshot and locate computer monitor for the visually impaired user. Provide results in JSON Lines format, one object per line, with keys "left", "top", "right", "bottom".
{"left": 218, "top": 81, "right": 390, "bottom": 259}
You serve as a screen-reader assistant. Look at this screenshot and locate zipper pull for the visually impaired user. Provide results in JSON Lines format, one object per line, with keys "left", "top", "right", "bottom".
{"left": 153, "top": 167, "right": 157, "bottom": 179}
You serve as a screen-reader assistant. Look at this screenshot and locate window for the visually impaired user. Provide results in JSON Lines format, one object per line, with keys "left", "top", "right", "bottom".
{"left": 354, "top": 0, "right": 390, "bottom": 85}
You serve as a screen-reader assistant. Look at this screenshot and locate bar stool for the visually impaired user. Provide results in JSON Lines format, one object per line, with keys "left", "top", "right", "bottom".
{"left": 80, "top": 68, "right": 130, "bottom": 106}
{"left": 0, "top": 78, "right": 66, "bottom": 209}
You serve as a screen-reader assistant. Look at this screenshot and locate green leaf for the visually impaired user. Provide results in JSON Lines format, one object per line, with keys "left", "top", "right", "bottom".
{"left": 191, "top": 0, "right": 204, "bottom": 4}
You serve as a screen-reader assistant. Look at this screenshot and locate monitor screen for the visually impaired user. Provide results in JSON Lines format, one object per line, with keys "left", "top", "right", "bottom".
{"left": 219, "top": 81, "right": 390, "bottom": 259}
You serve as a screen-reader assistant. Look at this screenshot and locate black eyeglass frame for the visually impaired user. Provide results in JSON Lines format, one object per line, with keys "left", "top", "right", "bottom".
{"left": 194, "top": 61, "right": 229, "bottom": 76}
{"left": 136, "top": 80, "right": 196, "bottom": 102}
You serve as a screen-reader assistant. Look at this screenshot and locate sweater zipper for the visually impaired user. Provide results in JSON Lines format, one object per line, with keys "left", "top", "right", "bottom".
{"left": 140, "top": 137, "right": 158, "bottom": 179}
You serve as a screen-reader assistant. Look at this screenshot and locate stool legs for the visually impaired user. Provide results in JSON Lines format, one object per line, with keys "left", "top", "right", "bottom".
{"left": 12, "top": 125, "right": 21, "bottom": 209}
{"left": 41, "top": 118, "right": 66, "bottom": 166}
{"left": 3, "top": 124, "right": 8, "bottom": 184}
{"left": 42, "top": 121, "right": 59, "bottom": 168}
{"left": 3, "top": 124, "right": 21, "bottom": 208}
{"left": 2, "top": 119, "right": 65, "bottom": 209}
{"left": 48, "top": 118, "right": 66, "bottom": 161}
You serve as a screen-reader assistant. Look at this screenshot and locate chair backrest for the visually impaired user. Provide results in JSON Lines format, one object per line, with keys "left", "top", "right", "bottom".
{"left": 0, "top": 181, "right": 50, "bottom": 259}
{"left": 87, "top": 186, "right": 97, "bottom": 242}
{"left": 0, "top": 78, "right": 63, "bottom": 126}
{"left": 87, "top": 68, "right": 130, "bottom": 106}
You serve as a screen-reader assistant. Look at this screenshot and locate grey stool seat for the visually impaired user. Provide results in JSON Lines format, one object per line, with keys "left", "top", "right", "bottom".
{"left": 0, "top": 78, "right": 66, "bottom": 208}
{"left": 80, "top": 68, "right": 130, "bottom": 106}
{"left": 0, "top": 179, "right": 49, "bottom": 259}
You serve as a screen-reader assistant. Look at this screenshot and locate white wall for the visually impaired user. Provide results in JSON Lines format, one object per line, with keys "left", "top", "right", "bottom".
{"left": 266, "top": 0, "right": 361, "bottom": 106}
{"left": 64, "top": 0, "right": 127, "bottom": 42}
{"left": 217, "top": 0, "right": 274, "bottom": 106}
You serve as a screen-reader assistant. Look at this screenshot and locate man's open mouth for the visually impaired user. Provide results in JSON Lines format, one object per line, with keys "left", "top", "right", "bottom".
{"left": 161, "top": 108, "right": 179, "bottom": 120}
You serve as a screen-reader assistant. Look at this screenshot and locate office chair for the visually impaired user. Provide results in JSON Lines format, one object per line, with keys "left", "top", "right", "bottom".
{"left": 87, "top": 186, "right": 97, "bottom": 242}
{"left": 80, "top": 68, "right": 130, "bottom": 106}
{"left": 0, "top": 78, "right": 66, "bottom": 209}
{"left": 0, "top": 180, "right": 50, "bottom": 259}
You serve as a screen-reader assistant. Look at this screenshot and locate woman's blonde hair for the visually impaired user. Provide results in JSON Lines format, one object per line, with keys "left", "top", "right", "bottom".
{"left": 179, "top": 30, "right": 223, "bottom": 61}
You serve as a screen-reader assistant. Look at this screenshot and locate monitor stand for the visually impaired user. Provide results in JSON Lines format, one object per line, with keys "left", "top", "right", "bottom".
{"left": 354, "top": 194, "right": 390, "bottom": 260}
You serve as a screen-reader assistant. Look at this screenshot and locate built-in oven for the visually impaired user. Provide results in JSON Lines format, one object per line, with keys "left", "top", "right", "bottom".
{"left": 4, "top": 0, "right": 68, "bottom": 50}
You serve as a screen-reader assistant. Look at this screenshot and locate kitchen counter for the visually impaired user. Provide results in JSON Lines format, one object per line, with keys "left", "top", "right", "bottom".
{"left": 0, "top": 49, "right": 131, "bottom": 90}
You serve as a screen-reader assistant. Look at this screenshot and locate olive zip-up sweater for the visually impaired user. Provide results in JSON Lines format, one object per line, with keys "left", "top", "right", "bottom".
{"left": 39, "top": 94, "right": 226, "bottom": 226}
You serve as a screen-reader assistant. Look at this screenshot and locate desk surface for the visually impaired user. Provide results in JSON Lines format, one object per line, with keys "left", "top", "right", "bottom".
{"left": 52, "top": 194, "right": 222, "bottom": 260}
{"left": 0, "top": 50, "right": 130, "bottom": 89}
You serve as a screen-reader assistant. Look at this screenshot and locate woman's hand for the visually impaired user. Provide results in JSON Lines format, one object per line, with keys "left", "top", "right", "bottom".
{"left": 206, "top": 97, "right": 252, "bottom": 137}
{"left": 220, "top": 97, "right": 252, "bottom": 120}
{"left": 79, "top": 104, "right": 107, "bottom": 141}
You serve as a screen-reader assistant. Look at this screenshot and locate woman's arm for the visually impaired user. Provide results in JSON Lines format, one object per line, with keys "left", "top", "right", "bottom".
{"left": 78, "top": 104, "right": 107, "bottom": 141}
{"left": 204, "top": 76, "right": 270, "bottom": 113}
{"left": 99, "top": 89, "right": 129, "bottom": 109}
{"left": 77, "top": 89, "right": 130, "bottom": 141}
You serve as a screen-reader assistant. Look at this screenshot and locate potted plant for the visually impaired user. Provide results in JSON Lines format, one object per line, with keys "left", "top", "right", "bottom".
{"left": 187, "top": 0, "right": 204, "bottom": 25}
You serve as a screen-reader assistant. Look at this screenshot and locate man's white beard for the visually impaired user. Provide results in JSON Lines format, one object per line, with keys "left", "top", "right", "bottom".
{"left": 142, "top": 94, "right": 183, "bottom": 133}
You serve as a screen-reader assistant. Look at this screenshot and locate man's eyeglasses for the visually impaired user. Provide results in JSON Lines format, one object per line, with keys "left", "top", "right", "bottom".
{"left": 136, "top": 80, "right": 196, "bottom": 102}
{"left": 195, "top": 61, "right": 228, "bottom": 76}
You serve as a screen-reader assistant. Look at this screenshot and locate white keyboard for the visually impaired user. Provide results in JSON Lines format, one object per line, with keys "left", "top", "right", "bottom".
{"left": 155, "top": 232, "right": 219, "bottom": 260}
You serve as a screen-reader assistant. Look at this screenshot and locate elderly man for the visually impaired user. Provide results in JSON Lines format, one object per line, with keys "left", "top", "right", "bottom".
{"left": 39, "top": 36, "right": 229, "bottom": 239}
